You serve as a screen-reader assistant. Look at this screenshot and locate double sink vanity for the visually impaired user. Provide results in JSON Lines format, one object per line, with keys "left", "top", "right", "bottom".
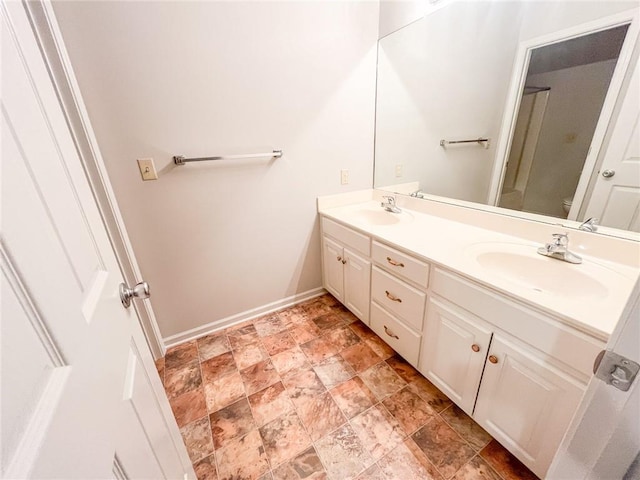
{"left": 317, "top": 189, "right": 639, "bottom": 479}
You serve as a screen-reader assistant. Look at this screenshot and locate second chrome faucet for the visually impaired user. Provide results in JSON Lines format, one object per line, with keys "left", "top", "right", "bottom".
{"left": 537, "top": 233, "right": 582, "bottom": 264}
{"left": 381, "top": 195, "right": 402, "bottom": 213}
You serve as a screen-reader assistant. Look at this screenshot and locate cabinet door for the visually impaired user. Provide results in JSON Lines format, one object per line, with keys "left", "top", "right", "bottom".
{"left": 344, "top": 248, "right": 371, "bottom": 323}
{"left": 473, "top": 333, "right": 585, "bottom": 479}
{"left": 322, "top": 236, "right": 344, "bottom": 302}
{"left": 420, "top": 297, "right": 492, "bottom": 415}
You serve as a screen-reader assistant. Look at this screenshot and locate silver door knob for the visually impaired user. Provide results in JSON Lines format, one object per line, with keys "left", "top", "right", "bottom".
{"left": 602, "top": 169, "right": 615, "bottom": 178}
{"left": 120, "top": 281, "right": 150, "bottom": 308}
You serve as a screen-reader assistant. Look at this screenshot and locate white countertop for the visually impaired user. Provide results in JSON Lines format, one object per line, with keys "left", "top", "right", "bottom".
{"left": 318, "top": 194, "right": 640, "bottom": 340}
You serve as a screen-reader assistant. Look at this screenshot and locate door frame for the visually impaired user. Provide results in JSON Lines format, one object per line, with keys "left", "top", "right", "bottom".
{"left": 23, "top": 0, "right": 165, "bottom": 358}
{"left": 487, "top": 9, "right": 640, "bottom": 215}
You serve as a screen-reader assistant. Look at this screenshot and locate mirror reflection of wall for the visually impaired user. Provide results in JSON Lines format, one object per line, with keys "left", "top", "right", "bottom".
{"left": 375, "top": 1, "right": 522, "bottom": 203}
{"left": 498, "top": 25, "right": 628, "bottom": 219}
{"left": 374, "top": 1, "right": 639, "bottom": 235}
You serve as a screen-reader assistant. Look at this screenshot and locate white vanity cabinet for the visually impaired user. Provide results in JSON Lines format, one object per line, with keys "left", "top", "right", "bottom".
{"left": 317, "top": 195, "right": 630, "bottom": 480}
{"left": 420, "top": 267, "right": 603, "bottom": 478}
{"left": 473, "top": 332, "right": 585, "bottom": 478}
{"left": 421, "top": 296, "right": 492, "bottom": 415}
{"left": 369, "top": 241, "right": 429, "bottom": 367}
{"left": 321, "top": 218, "right": 371, "bottom": 322}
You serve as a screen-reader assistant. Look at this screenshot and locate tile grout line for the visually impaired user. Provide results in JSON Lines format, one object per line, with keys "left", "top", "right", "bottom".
{"left": 193, "top": 339, "right": 215, "bottom": 472}
{"left": 196, "top": 339, "right": 216, "bottom": 475}
{"left": 226, "top": 330, "right": 274, "bottom": 479}
{"left": 263, "top": 301, "right": 355, "bottom": 477}
{"left": 432, "top": 401, "right": 500, "bottom": 480}
{"left": 171, "top": 296, "right": 527, "bottom": 480}
{"left": 266, "top": 305, "right": 375, "bottom": 479}
{"left": 275, "top": 308, "right": 352, "bottom": 479}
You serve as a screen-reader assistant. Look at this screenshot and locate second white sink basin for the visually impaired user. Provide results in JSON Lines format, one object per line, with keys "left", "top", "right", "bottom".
{"left": 465, "top": 242, "right": 621, "bottom": 299}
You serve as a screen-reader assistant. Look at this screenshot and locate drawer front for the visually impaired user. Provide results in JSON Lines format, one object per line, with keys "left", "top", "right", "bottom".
{"left": 372, "top": 241, "right": 429, "bottom": 287}
{"left": 370, "top": 302, "right": 421, "bottom": 367}
{"left": 321, "top": 217, "right": 370, "bottom": 256}
{"left": 431, "top": 268, "right": 603, "bottom": 380}
{"left": 371, "top": 266, "right": 426, "bottom": 331}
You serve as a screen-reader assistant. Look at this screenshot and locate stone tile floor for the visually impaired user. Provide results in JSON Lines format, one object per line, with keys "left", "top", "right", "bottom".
{"left": 156, "top": 294, "right": 538, "bottom": 480}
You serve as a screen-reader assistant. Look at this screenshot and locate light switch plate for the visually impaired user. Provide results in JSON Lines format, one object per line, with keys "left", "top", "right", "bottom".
{"left": 395, "top": 164, "right": 403, "bottom": 177}
{"left": 341, "top": 169, "right": 349, "bottom": 185}
{"left": 137, "top": 158, "right": 158, "bottom": 181}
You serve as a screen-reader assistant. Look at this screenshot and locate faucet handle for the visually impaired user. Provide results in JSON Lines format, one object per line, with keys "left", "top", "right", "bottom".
{"left": 382, "top": 195, "right": 396, "bottom": 205}
{"left": 579, "top": 217, "right": 599, "bottom": 232}
{"left": 552, "top": 233, "right": 569, "bottom": 247}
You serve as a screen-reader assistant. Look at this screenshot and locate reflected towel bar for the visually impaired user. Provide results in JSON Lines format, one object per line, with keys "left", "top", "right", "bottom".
{"left": 440, "top": 138, "right": 490, "bottom": 149}
{"left": 174, "top": 149, "right": 283, "bottom": 165}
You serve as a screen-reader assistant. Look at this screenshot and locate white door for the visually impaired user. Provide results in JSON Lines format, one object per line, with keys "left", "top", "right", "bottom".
{"left": 343, "top": 248, "right": 370, "bottom": 322}
{"left": 548, "top": 278, "right": 640, "bottom": 479}
{"left": 1, "top": 2, "right": 194, "bottom": 478}
{"left": 582, "top": 60, "right": 640, "bottom": 232}
{"left": 473, "top": 332, "right": 585, "bottom": 478}
{"left": 322, "top": 236, "right": 344, "bottom": 302}
{"left": 420, "top": 297, "right": 492, "bottom": 415}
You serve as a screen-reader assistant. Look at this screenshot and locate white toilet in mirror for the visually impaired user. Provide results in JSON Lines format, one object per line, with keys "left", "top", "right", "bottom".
{"left": 562, "top": 197, "right": 573, "bottom": 215}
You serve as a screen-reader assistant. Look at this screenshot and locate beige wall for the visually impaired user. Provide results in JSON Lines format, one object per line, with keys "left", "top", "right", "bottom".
{"left": 52, "top": 1, "right": 379, "bottom": 340}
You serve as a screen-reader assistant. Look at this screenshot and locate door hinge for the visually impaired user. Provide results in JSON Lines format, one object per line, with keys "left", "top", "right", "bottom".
{"left": 593, "top": 350, "right": 639, "bottom": 392}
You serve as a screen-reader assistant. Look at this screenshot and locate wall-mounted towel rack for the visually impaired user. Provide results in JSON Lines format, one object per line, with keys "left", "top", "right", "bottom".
{"left": 174, "top": 149, "right": 283, "bottom": 166}
{"left": 440, "top": 138, "right": 490, "bottom": 149}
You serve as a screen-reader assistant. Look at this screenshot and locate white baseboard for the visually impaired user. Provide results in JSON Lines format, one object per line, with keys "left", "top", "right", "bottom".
{"left": 163, "top": 287, "right": 326, "bottom": 349}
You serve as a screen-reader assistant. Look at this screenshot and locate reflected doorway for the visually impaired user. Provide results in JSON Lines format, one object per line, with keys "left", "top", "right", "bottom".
{"left": 498, "top": 24, "right": 629, "bottom": 218}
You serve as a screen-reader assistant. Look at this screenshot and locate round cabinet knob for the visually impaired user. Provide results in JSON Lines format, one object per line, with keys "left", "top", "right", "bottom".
{"left": 120, "top": 281, "right": 150, "bottom": 308}
{"left": 488, "top": 355, "right": 499, "bottom": 364}
{"left": 471, "top": 344, "right": 480, "bottom": 353}
{"left": 602, "top": 169, "right": 615, "bottom": 178}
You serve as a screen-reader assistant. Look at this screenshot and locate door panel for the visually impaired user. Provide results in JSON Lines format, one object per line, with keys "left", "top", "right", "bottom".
{"left": 584, "top": 60, "right": 640, "bottom": 231}
{"left": 322, "top": 236, "right": 344, "bottom": 301}
{"left": 420, "top": 297, "right": 492, "bottom": 415}
{"left": 0, "top": 251, "right": 67, "bottom": 472}
{"left": 474, "top": 333, "right": 584, "bottom": 478}
{"left": 344, "top": 248, "right": 371, "bottom": 322}
{"left": 1, "top": 2, "right": 193, "bottom": 478}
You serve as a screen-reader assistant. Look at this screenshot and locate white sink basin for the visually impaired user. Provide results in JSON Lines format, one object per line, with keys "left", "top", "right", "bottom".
{"left": 348, "top": 207, "right": 414, "bottom": 226}
{"left": 465, "top": 242, "right": 622, "bottom": 299}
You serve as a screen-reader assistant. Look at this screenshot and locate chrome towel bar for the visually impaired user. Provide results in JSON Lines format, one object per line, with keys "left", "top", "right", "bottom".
{"left": 174, "top": 149, "right": 283, "bottom": 165}
{"left": 440, "top": 138, "right": 490, "bottom": 149}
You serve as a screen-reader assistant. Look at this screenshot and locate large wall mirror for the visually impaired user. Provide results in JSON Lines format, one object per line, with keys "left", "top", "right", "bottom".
{"left": 374, "top": 1, "right": 640, "bottom": 236}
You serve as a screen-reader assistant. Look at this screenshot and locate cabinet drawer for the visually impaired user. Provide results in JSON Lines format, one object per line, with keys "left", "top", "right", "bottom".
{"left": 431, "top": 268, "right": 603, "bottom": 380}
{"left": 371, "top": 266, "right": 426, "bottom": 331}
{"left": 370, "top": 302, "right": 421, "bottom": 367}
{"left": 372, "top": 241, "right": 429, "bottom": 287}
{"left": 321, "top": 217, "right": 370, "bottom": 256}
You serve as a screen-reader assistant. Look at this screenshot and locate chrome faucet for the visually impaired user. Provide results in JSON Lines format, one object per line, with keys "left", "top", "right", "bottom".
{"left": 381, "top": 195, "right": 402, "bottom": 213}
{"left": 579, "top": 217, "right": 599, "bottom": 232}
{"left": 537, "top": 233, "right": 582, "bottom": 264}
